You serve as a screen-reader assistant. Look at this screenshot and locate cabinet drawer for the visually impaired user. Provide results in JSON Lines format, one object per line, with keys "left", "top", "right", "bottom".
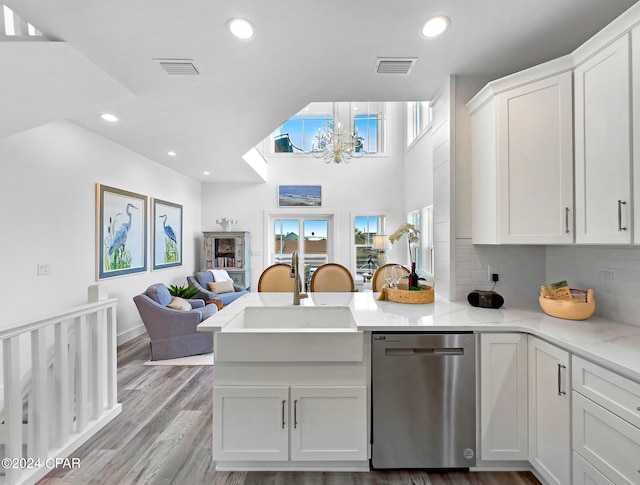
{"left": 573, "top": 355, "right": 640, "bottom": 428}
{"left": 573, "top": 451, "right": 614, "bottom": 485}
{"left": 573, "top": 392, "right": 640, "bottom": 485}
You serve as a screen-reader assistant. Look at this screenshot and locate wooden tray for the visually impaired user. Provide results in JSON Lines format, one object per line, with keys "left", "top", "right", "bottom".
{"left": 381, "top": 286, "right": 434, "bottom": 304}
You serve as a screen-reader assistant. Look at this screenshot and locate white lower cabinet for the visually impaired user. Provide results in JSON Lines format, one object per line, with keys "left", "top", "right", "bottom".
{"left": 572, "top": 355, "right": 640, "bottom": 484}
{"left": 290, "top": 386, "right": 367, "bottom": 461}
{"left": 479, "top": 333, "right": 528, "bottom": 460}
{"left": 573, "top": 451, "right": 615, "bottom": 485}
{"left": 214, "top": 385, "right": 367, "bottom": 463}
{"left": 528, "top": 336, "right": 571, "bottom": 485}
{"left": 213, "top": 386, "right": 289, "bottom": 462}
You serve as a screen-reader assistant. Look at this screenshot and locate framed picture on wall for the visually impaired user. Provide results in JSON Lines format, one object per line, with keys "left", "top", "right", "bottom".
{"left": 152, "top": 198, "right": 183, "bottom": 270}
{"left": 96, "top": 184, "right": 147, "bottom": 279}
{"left": 278, "top": 185, "right": 322, "bottom": 207}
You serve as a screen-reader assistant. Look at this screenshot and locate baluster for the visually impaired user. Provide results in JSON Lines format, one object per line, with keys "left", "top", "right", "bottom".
{"left": 75, "top": 315, "right": 89, "bottom": 432}
{"left": 54, "top": 320, "right": 71, "bottom": 446}
{"left": 31, "top": 328, "right": 49, "bottom": 460}
{"left": 107, "top": 306, "right": 118, "bottom": 409}
{"left": 3, "top": 337, "right": 23, "bottom": 485}
{"left": 92, "top": 309, "right": 106, "bottom": 418}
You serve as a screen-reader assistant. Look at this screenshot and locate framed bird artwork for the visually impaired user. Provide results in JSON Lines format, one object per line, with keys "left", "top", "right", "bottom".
{"left": 96, "top": 184, "right": 148, "bottom": 279}
{"left": 151, "top": 198, "right": 183, "bottom": 270}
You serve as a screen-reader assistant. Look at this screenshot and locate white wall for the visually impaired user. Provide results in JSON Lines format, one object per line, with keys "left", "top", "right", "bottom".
{"left": 0, "top": 121, "right": 202, "bottom": 342}
{"left": 403, "top": 118, "right": 433, "bottom": 213}
{"left": 432, "top": 79, "right": 455, "bottom": 300}
{"left": 201, "top": 103, "right": 409, "bottom": 289}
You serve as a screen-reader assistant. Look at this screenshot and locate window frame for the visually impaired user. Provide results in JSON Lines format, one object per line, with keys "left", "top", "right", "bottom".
{"left": 407, "top": 206, "right": 434, "bottom": 275}
{"left": 265, "top": 211, "right": 336, "bottom": 285}
{"left": 352, "top": 214, "right": 386, "bottom": 278}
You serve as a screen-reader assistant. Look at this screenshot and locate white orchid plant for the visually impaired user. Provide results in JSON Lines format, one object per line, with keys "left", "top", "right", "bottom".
{"left": 388, "top": 223, "right": 420, "bottom": 263}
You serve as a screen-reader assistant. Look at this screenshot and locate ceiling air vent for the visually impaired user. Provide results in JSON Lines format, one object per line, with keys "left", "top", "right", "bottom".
{"left": 374, "top": 58, "right": 417, "bottom": 75}
{"left": 154, "top": 59, "right": 200, "bottom": 75}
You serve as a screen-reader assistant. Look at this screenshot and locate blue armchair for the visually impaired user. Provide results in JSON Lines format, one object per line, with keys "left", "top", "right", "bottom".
{"left": 187, "top": 271, "right": 249, "bottom": 307}
{"left": 133, "top": 283, "right": 216, "bottom": 361}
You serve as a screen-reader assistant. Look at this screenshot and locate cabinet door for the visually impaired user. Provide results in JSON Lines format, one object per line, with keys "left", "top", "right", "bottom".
{"left": 213, "top": 386, "right": 288, "bottom": 461}
{"left": 573, "top": 391, "right": 640, "bottom": 484}
{"left": 573, "top": 451, "right": 615, "bottom": 485}
{"left": 575, "top": 34, "right": 632, "bottom": 243}
{"left": 290, "top": 386, "right": 367, "bottom": 461}
{"left": 497, "top": 71, "right": 574, "bottom": 243}
{"left": 480, "top": 333, "right": 528, "bottom": 460}
{"left": 528, "top": 336, "right": 570, "bottom": 485}
{"left": 633, "top": 26, "right": 640, "bottom": 244}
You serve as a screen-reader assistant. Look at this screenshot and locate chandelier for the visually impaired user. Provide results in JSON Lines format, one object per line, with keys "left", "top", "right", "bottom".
{"left": 312, "top": 102, "right": 364, "bottom": 164}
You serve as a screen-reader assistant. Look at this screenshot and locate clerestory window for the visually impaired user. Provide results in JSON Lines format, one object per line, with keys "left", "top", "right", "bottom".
{"left": 272, "top": 102, "right": 385, "bottom": 155}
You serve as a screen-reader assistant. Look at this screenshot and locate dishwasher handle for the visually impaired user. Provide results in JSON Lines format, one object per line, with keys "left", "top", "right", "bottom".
{"left": 385, "top": 347, "right": 464, "bottom": 356}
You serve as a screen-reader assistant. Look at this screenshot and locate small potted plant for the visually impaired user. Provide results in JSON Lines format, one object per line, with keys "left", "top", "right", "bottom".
{"left": 167, "top": 283, "right": 199, "bottom": 299}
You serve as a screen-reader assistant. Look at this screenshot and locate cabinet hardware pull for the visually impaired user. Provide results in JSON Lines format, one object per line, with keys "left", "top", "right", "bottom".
{"left": 618, "top": 200, "right": 628, "bottom": 231}
{"left": 557, "top": 364, "right": 566, "bottom": 396}
{"left": 565, "top": 207, "right": 570, "bottom": 234}
{"left": 281, "top": 400, "right": 286, "bottom": 429}
{"left": 294, "top": 399, "right": 298, "bottom": 429}
{"left": 637, "top": 406, "right": 640, "bottom": 412}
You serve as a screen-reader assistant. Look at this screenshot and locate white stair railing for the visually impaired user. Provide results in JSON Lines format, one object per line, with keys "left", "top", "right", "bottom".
{"left": 0, "top": 298, "right": 120, "bottom": 485}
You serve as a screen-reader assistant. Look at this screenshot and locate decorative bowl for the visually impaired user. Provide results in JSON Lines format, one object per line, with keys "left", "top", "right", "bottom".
{"left": 539, "top": 286, "right": 595, "bottom": 320}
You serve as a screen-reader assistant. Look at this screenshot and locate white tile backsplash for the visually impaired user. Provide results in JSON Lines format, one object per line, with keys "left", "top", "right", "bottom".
{"left": 546, "top": 246, "right": 640, "bottom": 326}
{"left": 454, "top": 239, "right": 546, "bottom": 310}
{"left": 452, "top": 241, "right": 640, "bottom": 326}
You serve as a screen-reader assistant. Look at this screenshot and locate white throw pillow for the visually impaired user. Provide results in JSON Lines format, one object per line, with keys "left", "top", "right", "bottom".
{"left": 209, "top": 269, "right": 232, "bottom": 282}
{"left": 208, "top": 280, "right": 235, "bottom": 294}
{"left": 167, "top": 296, "right": 192, "bottom": 311}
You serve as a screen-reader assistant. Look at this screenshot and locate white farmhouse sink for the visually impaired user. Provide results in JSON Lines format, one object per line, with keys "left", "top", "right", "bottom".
{"left": 215, "top": 305, "right": 363, "bottom": 363}
{"left": 229, "top": 306, "right": 356, "bottom": 329}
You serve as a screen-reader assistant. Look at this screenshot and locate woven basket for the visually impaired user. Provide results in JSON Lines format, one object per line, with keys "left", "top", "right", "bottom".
{"left": 383, "top": 286, "right": 434, "bottom": 304}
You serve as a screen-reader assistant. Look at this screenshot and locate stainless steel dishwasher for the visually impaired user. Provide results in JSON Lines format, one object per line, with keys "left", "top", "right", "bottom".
{"left": 371, "top": 332, "right": 476, "bottom": 469}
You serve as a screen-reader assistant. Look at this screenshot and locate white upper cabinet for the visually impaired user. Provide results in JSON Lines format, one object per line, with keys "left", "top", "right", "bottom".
{"left": 574, "top": 34, "right": 632, "bottom": 244}
{"left": 469, "top": 68, "right": 574, "bottom": 244}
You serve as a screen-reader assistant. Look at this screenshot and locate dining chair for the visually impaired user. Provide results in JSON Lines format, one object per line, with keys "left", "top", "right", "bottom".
{"left": 257, "top": 263, "right": 296, "bottom": 292}
{"left": 310, "top": 263, "right": 355, "bottom": 292}
{"left": 372, "top": 263, "right": 410, "bottom": 292}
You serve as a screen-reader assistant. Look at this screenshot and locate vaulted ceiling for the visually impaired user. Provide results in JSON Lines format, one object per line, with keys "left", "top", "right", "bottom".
{"left": 3, "top": 0, "right": 638, "bottom": 182}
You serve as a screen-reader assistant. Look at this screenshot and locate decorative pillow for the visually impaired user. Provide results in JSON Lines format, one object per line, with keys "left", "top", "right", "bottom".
{"left": 208, "top": 280, "right": 235, "bottom": 294}
{"left": 167, "top": 296, "right": 192, "bottom": 311}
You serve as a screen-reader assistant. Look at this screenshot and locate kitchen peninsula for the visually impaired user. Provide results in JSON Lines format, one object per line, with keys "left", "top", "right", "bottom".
{"left": 199, "top": 292, "right": 640, "bottom": 483}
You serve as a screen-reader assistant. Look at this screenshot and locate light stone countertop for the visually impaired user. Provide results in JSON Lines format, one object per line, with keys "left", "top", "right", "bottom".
{"left": 198, "top": 292, "right": 640, "bottom": 383}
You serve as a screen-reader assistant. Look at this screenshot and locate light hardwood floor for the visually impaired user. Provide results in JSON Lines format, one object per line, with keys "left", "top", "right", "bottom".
{"left": 40, "top": 334, "right": 540, "bottom": 485}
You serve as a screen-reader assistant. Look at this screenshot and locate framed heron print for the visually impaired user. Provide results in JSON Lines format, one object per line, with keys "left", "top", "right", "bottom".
{"left": 152, "top": 198, "right": 183, "bottom": 270}
{"left": 96, "top": 184, "right": 147, "bottom": 279}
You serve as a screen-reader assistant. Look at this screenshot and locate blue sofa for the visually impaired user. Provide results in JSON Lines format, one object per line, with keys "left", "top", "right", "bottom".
{"left": 187, "top": 271, "right": 249, "bottom": 307}
{"left": 133, "top": 283, "right": 216, "bottom": 360}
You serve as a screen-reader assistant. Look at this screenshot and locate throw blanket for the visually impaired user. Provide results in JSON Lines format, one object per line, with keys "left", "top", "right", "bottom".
{"left": 209, "top": 269, "right": 231, "bottom": 282}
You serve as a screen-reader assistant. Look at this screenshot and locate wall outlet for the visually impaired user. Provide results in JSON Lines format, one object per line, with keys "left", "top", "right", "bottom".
{"left": 37, "top": 262, "right": 51, "bottom": 276}
{"left": 488, "top": 264, "right": 499, "bottom": 281}
{"left": 599, "top": 271, "right": 614, "bottom": 291}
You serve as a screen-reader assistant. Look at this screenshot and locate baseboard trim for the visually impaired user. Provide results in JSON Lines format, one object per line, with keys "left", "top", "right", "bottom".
{"left": 117, "top": 323, "right": 146, "bottom": 345}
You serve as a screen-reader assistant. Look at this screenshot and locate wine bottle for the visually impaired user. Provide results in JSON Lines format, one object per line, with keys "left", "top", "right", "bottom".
{"left": 408, "top": 262, "right": 418, "bottom": 289}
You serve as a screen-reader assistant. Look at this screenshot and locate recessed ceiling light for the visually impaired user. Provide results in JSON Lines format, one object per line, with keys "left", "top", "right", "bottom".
{"left": 203, "top": 171, "right": 210, "bottom": 176}
{"left": 167, "top": 151, "right": 176, "bottom": 157}
{"left": 100, "top": 113, "right": 118, "bottom": 122}
{"left": 421, "top": 15, "right": 450, "bottom": 38}
{"left": 227, "top": 18, "right": 254, "bottom": 40}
